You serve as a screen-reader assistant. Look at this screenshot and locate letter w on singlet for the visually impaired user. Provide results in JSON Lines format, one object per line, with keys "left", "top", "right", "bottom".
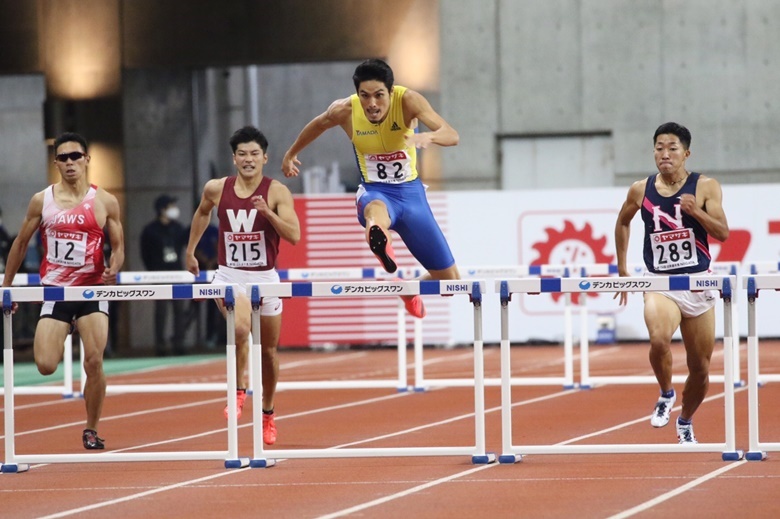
{"left": 227, "top": 209, "right": 257, "bottom": 232}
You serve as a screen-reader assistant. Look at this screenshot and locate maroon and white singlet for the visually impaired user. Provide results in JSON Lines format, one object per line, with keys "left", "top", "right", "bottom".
{"left": 216, "top": 176, "right": 280, "bottom": 271}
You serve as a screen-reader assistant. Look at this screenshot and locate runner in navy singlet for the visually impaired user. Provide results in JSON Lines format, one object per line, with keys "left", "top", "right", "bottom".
{"left": 614, "top": 122, "right": 729, "bottom": 444}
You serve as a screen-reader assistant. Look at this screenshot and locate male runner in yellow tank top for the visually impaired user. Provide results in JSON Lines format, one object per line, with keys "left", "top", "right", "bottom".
{"left": 282, "top": 59, "right": 461, "bottom": 318}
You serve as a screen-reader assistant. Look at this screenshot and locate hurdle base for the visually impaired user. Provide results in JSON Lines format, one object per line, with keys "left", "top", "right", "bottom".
{"left": 721, "top": 450, "right": 744, "bottom": 461}
{"left": 745, "top": 451, "right": 767, "bottom": 461}
{"left": 562, "top": 384, "right": 577, "bottom": 390}
{"left": 412, "top": 386, "right": 428, "bottom": 393}
{"left": 472, "top": 453, "right": 497, "bottom": 465}
{"left": 1, "top": 463, "right": 30, "bottom": 473}
{"left": 578, "top": 384, "right": 593, "bottom": 390}
{"left": 498, "top": 453, "right": 522, "bottom": 464}
{"left": 249, "top": 458, "right": 277, "bottom": 468}
{"left": 396, "top": 386, "right": 411, "bottom": 393}
{"left": 224, "top": 457, "right": 250, "bottom": 469}
{"left": 733, "top": 380, "right": 746, "bottom": 388}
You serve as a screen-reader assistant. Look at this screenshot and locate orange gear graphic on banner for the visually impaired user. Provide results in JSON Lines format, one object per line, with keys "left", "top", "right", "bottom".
{"left": 530, "top": 220, "right": 614, "bottom": 303}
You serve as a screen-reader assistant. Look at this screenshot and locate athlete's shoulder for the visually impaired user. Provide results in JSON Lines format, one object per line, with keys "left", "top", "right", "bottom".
{"left": 326, "top": 96, "right": 352, "bottom": 122}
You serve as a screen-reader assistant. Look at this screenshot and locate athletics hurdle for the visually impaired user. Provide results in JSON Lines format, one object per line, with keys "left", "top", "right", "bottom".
{"left": 577, "top": 262, "right": 743, "bottom": 388}
{"left": 496, "top": 275, "right": 742, "bottom": 463}
{"left": 246, "top": 279, "right": 495, "bottom": 467}
{"left": 0, "top": 284, "right": 247, "bottom": 473}
{"left": 411, "top": 264, "right": 577, "bottom": 391}
{"left": 744, "top": 274, "right": 780, "bottom": 460}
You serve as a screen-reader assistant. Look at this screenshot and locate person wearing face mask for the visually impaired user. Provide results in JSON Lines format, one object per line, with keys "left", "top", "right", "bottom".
{"left": 140, "top": 194, "right": 188, "bottom": 355}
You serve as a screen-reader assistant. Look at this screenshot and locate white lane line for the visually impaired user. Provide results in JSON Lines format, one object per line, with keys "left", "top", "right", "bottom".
{"left": 314, "top": 464, "right": 496, "bottom": 519}
{"left": 605, "top": 460, "right": 748, "bottom": 519}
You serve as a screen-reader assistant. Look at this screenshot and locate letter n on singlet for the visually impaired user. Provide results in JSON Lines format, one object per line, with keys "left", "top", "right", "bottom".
{"left": 227, "top": 209, "right": 257, "bottom": 232}
{"left": 652, "top": 205, "right": 683, "bottom": 231}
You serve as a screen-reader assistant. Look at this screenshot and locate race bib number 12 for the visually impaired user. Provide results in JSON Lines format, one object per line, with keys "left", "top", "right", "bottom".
{"left": 48, "top": 230, "right": 88, "bottom": 267}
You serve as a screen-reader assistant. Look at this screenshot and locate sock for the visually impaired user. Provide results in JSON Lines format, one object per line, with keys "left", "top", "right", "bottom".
{"left": 661, "top": 389, "right": 675, "bottom": 399}
{"left": 677, "top": 416, "right": 691, "bottom": 426}
{"left": 262, "top": 408, "right": 274, "bottom": 415}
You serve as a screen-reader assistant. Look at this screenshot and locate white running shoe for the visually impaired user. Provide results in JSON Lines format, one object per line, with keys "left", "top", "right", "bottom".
{"left": 650, "top": 393, "right": 676, "bottom": 427}
{"left": 676, "top": 420, "right": 697, "bottom": 444}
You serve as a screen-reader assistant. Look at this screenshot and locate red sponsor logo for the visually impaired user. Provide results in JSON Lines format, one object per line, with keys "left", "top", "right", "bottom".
{"left": 367, "top": 151, "right": 406, "bottom": 162}
{"left": 653, "top": 229, "right": 691, "bottom": 242}
{"left": 230, "top": 233, "right": 262, "bottom": 242}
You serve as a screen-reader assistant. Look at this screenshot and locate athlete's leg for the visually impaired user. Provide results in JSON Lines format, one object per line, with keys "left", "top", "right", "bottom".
{"left": 74, "top": 311, "right": 109, "bottom": 431}
{"left": 33, "top": 318, "right": 70, "bottom": 376}
{"left": 643, "top": 292, "right": 682, "bottom": 393}
{"left": 259, "top": 313, "right": 281, "bottom": 411}
{"left": 678, "top": 307, "right": 715, "bottom": 421}
{"left": 217, "top": 294, "right": 252, "bottom": 389}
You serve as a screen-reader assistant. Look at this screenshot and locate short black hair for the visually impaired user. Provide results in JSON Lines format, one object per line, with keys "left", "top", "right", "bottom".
{"left": 352, "top": 59, "right": 394, "bottom": 92}
{"left": 653, "top": 122, "right": 691, "bottom": 149}
{"left": 54, "top": 132, "right": 89, "bottom": 154}
{"left": 229, "top": 126, "right": 268, "bottom": 153}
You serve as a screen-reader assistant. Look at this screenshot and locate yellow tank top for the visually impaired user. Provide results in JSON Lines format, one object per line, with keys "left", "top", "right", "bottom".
{"left": 350, "top": 85, "right": 418, "bottom": 183}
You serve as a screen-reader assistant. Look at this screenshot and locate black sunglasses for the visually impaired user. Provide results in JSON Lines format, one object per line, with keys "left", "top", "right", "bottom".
{"left": 55, "top": 151, "right": 86, "bottom": 162}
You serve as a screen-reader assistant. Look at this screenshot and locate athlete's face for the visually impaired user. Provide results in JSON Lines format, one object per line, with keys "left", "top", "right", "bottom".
{"left": 54, "top": 141, "right": 89, "bottom": 183}
{"left": 654, "top": 134, "right": 690, "bottom": 175}
{"left": 358, "top": 81, "right": 392, "bottom": 124}
{"left": 233, "top": 141, "right": 267, "bottom": 178}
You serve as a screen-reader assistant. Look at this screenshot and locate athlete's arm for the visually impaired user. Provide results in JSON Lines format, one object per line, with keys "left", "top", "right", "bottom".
{"left": 682, "top": 176, "right": 729, "bottom": 242}
{"left": 401, "top": 89, "right": 459, "bottom": 149}
{"left": 258, "top": 181, "right": 300, "bottom": 245}
{"left": 186, "top": 179, "right": 222, "bottom": 275}
{"left": 1, "top": 191, "right": 44, "bottom": 288}
{"left": 614, "top": 180, "right": 645, "bottom": 305}
{"left": 282, "top": 97, "right": 352, "bottom": 178}
{"left": 101, "top": 190, "right": 124, "bottom": 285}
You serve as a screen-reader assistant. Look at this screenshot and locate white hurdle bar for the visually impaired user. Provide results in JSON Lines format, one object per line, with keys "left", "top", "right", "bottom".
{"left": 744, "top": 274, "right": 780, "bottom": 461}
{"left": 1, "top": 284, "right": 247, "bottom": 473}
{"left": 577, "top": 262, "right": 743, "bottom": 388}
{"left": 245, "top": 279, "right": 496, "bottom": 467}
{"left": 496, "top": 275, "right": 742, "bottom": 463}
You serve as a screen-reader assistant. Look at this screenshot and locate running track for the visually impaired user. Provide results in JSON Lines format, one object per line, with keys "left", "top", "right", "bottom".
{"left": 2, "top": 341, "right": 780, "bottom": 519}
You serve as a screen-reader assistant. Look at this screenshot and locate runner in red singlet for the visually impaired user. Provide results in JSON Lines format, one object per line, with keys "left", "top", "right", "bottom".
{"left": 2, "top": 132, "right": 125, "bottom": 450}
{"left": 186, "top": 126, "right": 300, "bottom": 445}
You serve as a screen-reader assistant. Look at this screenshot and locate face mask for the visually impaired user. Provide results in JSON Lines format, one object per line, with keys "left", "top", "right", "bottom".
{"left": 165, "top": 206, "right": 180, "bottom": 220}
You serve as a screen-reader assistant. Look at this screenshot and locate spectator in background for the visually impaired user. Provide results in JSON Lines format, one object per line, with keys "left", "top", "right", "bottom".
{"left": 140, "top": 194, "right": 187, "bottom": 356}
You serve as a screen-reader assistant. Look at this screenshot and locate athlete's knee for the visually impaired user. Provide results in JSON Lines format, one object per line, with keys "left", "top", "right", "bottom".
{"left": 82, "top": 351, "right": 104, "bottom": 377}
{"left": 35, "top": 357, "right": 58, "bottom": 376}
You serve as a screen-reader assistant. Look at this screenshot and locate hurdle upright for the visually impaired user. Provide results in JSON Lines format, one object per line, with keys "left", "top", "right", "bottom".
{"left": 744, "top": 274, "right": 780, "bottom": 461}
{"left": 1, "top": 284, "right": 248, "bottom": 473}
{"left": 496, "top": 275, "right": 742, "bottom": 463}
{"left": 246, "top": 279, "right": 496, "bottom": 467}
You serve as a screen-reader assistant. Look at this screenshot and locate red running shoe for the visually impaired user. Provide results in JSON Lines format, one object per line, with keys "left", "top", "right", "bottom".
{"left": 401, "top": 294, "right": 426, "bottom": 318}
{"left": 368, "top": 225, "right": 397, "bottom": 273}
{"left": 223, "top": 390, "right": 247, "bottom": 420}
{"left": 263, "top": 412, "right": 277, "bottom": 445}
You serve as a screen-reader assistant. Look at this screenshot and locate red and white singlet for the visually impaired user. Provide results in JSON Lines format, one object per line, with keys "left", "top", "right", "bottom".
{"left": 217, "top": 176, "right": 280, "bottom": 271}
{"left": 39, "top": 185, "right": 105, "bottom": 286}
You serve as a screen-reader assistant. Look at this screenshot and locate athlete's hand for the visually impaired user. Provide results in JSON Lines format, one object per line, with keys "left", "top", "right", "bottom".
{"left": 185, "top": 253, "right": 200, "bottom": 277}
{"left": 405, "top": 132, "right": 434, "bottom": 149}
{"left": 679, "top": 193, "right": 698, "bottom": 216}
{"left": 282, "top": 154, "right": 301, "bottom": 178}
{"left": 251, "top": 195, "right": 271, "bottom": 216}
{"left": 101, "top": 267, "right": 118, "bottom": 285}
{"left": 613, "top": 269, "right": 630, "bottom": 306}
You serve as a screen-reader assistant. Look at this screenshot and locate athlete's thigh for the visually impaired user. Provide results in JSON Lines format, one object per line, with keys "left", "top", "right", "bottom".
{"left": 34, "top": 318, "right": 71, "bottom": 364}
{"left": 393, "top": 200, "right": 454, "bottom": 271}
{"left": 679, "top": 307, "right": 716, "bottom": 361}
{"left": 76, "top": 311, "right": 109, "bottom": 357}
{"left": 643, "top": 292, "right": 682, "bottom": 342}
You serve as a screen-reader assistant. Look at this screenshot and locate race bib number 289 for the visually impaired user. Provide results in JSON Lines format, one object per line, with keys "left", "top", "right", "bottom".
{"left": 650, "top": 228, "right": 697, "bottom": 271}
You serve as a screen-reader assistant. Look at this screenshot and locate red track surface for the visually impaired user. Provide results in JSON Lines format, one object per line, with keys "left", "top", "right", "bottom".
{"left": 2, "top": 341, "right": 780, "bottom": 519}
